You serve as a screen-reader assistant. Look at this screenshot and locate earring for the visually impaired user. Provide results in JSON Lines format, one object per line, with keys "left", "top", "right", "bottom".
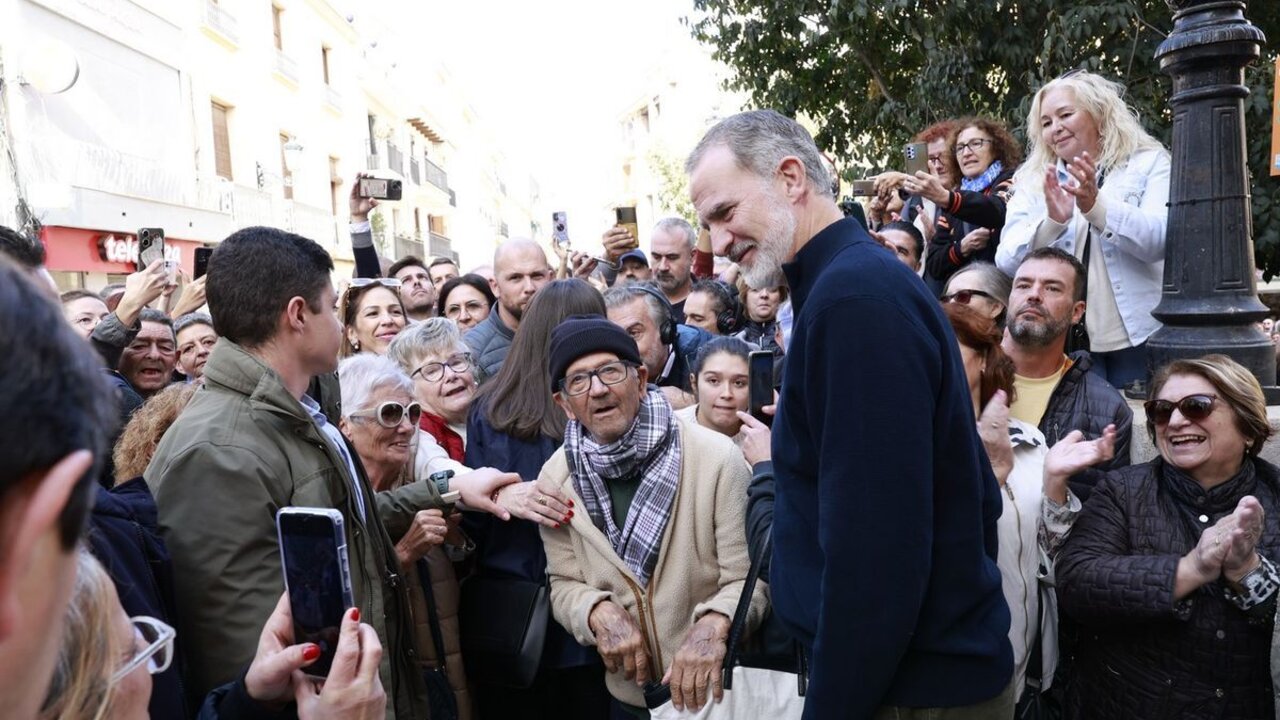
{"left": 352, "top": 339, "right": 360, "bottom": 350}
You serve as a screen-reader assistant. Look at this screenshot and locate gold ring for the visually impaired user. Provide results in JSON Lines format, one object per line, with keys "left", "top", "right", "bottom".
{"left": 537, "top": 496, "right": 547, "bottom": 506}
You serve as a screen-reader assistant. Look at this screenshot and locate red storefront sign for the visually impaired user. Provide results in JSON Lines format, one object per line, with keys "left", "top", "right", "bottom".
{"left": 40, "top": 226, "right": 203, "bottom": 275}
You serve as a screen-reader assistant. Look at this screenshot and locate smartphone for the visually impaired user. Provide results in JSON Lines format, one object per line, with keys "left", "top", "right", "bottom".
{"left": 137, "top": 228, "right": 165, "bottom": 270}
{"left": 848, "top": 179, "right": 876, "bottom": 196}
{"left": 193, "top": 247, "right": 213, "bottom": 279}
{"left": 551, "top": 211, "right": 570, "bottom": 247}
{"left": 614, "top": 206, "right": 640, "bottom": 248}
{"left": 904, "top": 141, "right": 929, "bottom": 177}
{"left": 357, "top": 176, "right": 403, "bottom": 201}
{"left": 748, "top": 350, "right": 775, "bottom": 426}
{"left": 276, "top": 507, "right": 355, "bottom": 679}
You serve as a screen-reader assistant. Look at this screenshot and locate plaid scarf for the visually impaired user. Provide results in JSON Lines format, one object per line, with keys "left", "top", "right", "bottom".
{"left": 564, "top": 388, "right": 681, "bottom": 588}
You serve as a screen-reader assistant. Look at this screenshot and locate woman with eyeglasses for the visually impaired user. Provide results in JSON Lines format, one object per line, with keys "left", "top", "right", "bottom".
{"left": 997, "top": 70, "right": 1170, "bottom": 390}
{"left": 903, "top": 117, "right": 1021, "bottom": 294}
{"left": 437, "top": 273, "right": 496, "bottom": 333}
{"left": 42, "top": 549, "right": 387, "bottom": 720}
{"left": 388, "top": 318, "right": 479, "bottom": 463}
{"left": 942, "top": 261, "right": 1012, "bottom": 329}
{"left": 1056, "top": 354, "right": 1280, "bottom": 719}
{"left": 339, "top": 278, "right": 408, "bottom": 358}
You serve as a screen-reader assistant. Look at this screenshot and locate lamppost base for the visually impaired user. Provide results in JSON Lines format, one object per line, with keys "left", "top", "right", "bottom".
{"left": 1146, "top": 322, "right": 1280, "bottom": 400}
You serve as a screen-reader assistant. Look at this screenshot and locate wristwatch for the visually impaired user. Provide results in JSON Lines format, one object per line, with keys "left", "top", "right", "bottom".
{"left": 429, "top": 469, "right": 454, "bottom": 497}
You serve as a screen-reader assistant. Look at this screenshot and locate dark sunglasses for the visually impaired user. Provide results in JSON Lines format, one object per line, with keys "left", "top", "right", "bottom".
{"left": 1144, "top": 394, "right": 1218, "bottom": 426}
{"left": 941, "top": 289, "right": 997, "bottom": 305}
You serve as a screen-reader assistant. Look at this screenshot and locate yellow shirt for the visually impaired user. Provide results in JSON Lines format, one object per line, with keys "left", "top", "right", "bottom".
{"left": 1010, "top": 357, "right": 1070, "bottom": 427}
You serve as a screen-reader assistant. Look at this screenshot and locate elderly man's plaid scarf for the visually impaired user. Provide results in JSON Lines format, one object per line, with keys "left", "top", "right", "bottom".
{"left": 564, "top": 387, "right": 681, "bottom": 587}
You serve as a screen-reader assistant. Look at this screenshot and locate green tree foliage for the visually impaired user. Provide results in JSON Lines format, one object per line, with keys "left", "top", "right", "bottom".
{"left": 688, "top": 0, "right": 1280, "bottom": 275}
{"left": 649, "top": 149, "right": 700, "bottom": 226}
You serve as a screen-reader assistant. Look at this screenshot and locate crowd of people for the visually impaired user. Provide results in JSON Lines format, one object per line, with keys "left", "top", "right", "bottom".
{"left": 2, "top": 67, "right": 1278, "bottom": 720}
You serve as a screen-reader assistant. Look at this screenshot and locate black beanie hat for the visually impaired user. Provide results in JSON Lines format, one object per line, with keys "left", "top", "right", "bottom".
{"left": 548, "top": 315, "right": 643, "bottom": 390}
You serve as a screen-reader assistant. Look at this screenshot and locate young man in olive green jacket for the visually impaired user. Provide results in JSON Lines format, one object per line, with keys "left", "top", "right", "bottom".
{"left": 147, "top": 227, "right": 514, "bottom": 718}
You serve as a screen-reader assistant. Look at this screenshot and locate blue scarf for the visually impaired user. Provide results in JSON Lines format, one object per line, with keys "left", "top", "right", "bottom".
{"left": 961, "top": 160, "right": 1004, "bottom": 193}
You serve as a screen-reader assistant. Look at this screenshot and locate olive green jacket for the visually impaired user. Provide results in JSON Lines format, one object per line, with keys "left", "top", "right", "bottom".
{"left": 147, "top": 338, "right": 439, "bottom": 719}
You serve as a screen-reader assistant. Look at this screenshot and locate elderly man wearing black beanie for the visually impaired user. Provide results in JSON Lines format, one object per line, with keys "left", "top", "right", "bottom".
{"left": 537, "top": 314, "right": 766, "bottom": 716}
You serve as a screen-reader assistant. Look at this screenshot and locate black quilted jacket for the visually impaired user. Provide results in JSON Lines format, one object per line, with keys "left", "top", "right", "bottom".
{"left": 1041, "top": 352, "right": 1133, "bottom": 471}
{"left": 1056, "top": 458, "right": 1280, "bottom": 719}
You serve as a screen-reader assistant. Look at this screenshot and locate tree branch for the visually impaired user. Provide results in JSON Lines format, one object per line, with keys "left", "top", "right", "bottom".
{"left": 853, "top": 47, "right": 895, "bottom": 104}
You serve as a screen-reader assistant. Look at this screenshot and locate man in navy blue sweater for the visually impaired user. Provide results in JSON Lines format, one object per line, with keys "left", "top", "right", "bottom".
{"left": 687, "top": 110, "right": 1013, "bottom": 719}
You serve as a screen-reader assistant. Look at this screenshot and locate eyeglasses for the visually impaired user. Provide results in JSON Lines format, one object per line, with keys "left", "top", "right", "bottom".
{"left": 445, "top": 301, "right": 489, "bottom": 319}
{"left": 560, "top": 360, "right": 635, "bottom": 397}
{"left": 111, "top": 616, "right": 175, "bottom": 683}
{"left": 1144, "top": 394, "right": 1218, "bottom": 426}
{"left": 941, "top": 289, "right": 998, "bottom": 305}
{"left": 412, "top": 353, "right": 473, "bottom": 382}
{"left": 954, "top": 138, "right": 993, "bottom": 156}
{"left": 352, "top": 400, "right": 423, "bottom": 428}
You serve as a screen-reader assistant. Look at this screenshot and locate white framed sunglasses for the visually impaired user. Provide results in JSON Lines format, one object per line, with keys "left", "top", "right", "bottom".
{"left": 111, "top": 616, "right": 176, "bottom": 683}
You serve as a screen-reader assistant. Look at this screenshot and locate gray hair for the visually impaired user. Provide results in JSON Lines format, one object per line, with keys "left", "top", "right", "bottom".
{"left": 173, "top": 311, "right": 214, "bottom": 337}
{"left": 338, "top": 354, "right": 415, "bottom": 419}
{"left": 653, "top": 217, "right": 696, "bottom": 250}
{"left": 685, "top": 110, "right": 833, "bottom": 199}
{"left": 603, "top": 283, "right": 671, "bottom": 331}
{"left": 385, "top": 318, "right": 465, "bottom": 374}
{"left": 139, "top": 307, "right": 175, "bottom": 341}
{"left": 946, "top": 262, "right": 1012, "bottom": 308}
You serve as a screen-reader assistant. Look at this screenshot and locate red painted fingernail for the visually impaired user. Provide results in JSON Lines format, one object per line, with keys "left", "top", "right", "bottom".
{"left": 350, "top": 608, "right": 360, "bottom": 622}
{"left": 302, "top": 644, "right": 321, "bottom": 661}
{"left": 554, "top": 523, "right": 561, "bottom": 529}
{"left": 569, "top": 499, "right": 575, "bottom": 507}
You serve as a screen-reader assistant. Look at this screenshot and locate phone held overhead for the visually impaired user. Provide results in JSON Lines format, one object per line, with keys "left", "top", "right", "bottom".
{"left": 357, "top": 176, "right": 403, "bottom": 201}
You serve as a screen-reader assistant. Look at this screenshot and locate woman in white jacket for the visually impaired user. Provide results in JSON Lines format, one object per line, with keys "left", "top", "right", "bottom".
{"left": 944, "top": 303, "right": 1116, "bottom": 713}
{"left": 996, "top": 70, "right": 1170, "bottom": 389}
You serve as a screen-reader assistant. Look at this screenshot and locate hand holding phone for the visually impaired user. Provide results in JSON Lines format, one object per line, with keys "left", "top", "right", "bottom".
{"left": 137, "top": 228, "right": 165, "bottom": 271}
{"left": 277, "top": 507, "right": 355, "bottom": 679}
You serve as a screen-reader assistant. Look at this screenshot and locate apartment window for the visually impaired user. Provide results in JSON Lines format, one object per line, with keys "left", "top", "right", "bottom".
{"left": 367, "top": 114, "right": 377, "bottom": 155}
{"left": 271, "top": 5, "right": 283, "bottom": 50}
{"left": 329, "top": 156, "right": 341, "bottom": 215}
{"left": 280, "top": 133, "right": 293, "bottom": 200}
{"left": 321, "top": 46, "right": 331, "bottom": 85}
{"left": 414, "top": 209, "right": 422, "bottom": 236}
{"left": 429, "top": 215, "right": 445, "bottom": 235}
{"left": 211, "top": 101, "right": 233, "bottom": 180}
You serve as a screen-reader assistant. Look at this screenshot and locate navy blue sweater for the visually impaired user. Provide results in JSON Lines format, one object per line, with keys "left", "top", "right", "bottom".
{"left": 771, "top": 218, "right": 1011, "bottom": 718}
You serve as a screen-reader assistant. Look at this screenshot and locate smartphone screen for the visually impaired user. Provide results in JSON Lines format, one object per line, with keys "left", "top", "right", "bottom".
{"left": 137, "top": 228, "right": 165, "bottom": 270}
{"left": 193, "top": 247, "right": 213, "bottom": 279}
{"left": 277, "top": 508, "right": 354, "bottom": 678}
{"left": 552, "top": 211, "right": 569, "bottom": 247}
{"left": 748, "top": 350, "right": 775, "bottom": 426}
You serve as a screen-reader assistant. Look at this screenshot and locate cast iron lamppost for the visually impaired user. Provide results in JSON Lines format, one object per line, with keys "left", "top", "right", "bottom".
{"left": 1146, "top": 0, "right": 1275, "bottom": 393}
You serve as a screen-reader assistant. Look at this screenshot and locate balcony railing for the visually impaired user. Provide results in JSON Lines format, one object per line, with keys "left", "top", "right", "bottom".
{"left": 387, "top": 144, "right": 404, "bottom": 176}
{"left": 499, "top": 222, "right": 509, "bottom": 237}
{"left": 366, "top": 153, "right": 382, "bottom": 170}
{"left": 230, "top": 186, "right": 337, "bottom": 249}
{"left": 409, "top": 158, "right": 421, "bottom": 185}
{"left": 429, "top": 232, "right": 455, "bottom": 261}
{"left": 423, "top": 158, "right": 449, "bottom": 194}
{"left": 204, "top": 1, "right": 239, "bottom": 44}
{"left": 395, "top": 233, "right": 424, "bottom": 261}
{"left": 274, "top": 50, "right": 299, "bottom": 83}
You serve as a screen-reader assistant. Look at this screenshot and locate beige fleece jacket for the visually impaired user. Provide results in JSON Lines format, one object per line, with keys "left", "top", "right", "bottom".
{"left": 539, "top": 417, "right": 768, "bottom": 707}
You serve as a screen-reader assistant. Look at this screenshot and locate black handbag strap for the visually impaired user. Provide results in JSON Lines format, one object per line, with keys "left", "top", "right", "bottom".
{"left": 721, "top": 532, "right": 808, "bottom": 695}
{"left": 416, "top": 556, "right": 451, "bottom": 676}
